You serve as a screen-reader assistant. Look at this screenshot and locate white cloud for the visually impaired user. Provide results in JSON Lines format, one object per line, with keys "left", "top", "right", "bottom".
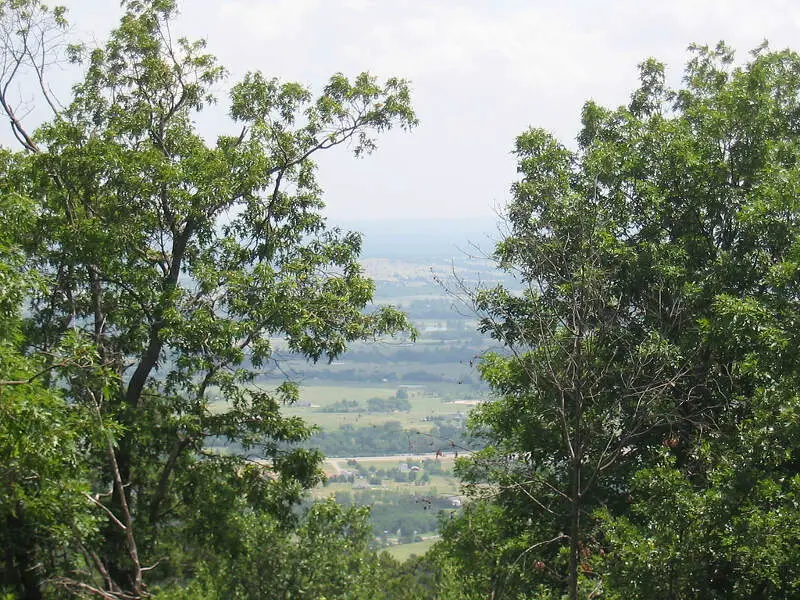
{"left": 341, "top": 0, "right": 377, "bottom": 11}
{"left": 22, "top": 0, "right": 800, "bottom": 220}
{"left": 217, "top": 0, "right": 321, "bottom": 42}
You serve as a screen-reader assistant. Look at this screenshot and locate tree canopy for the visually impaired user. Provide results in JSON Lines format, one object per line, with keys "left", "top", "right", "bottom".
{"left": 3, "top": 2, "right": 800, "bottom": 598}
{"left": 439, "top": 42, "right": 800, "bottom": 600}
{"left": 0, "top": 0, "right": 416, "bottom": 597}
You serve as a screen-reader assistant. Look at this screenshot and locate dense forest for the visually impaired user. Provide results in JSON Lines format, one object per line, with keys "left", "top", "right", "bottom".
{"left": 2, "top": 1, "right": 800, "bottom": 599}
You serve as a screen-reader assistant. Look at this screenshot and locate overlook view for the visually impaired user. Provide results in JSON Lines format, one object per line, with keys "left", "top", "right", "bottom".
{"left": 2, "top": 2, "right": 800, "bottom": 600}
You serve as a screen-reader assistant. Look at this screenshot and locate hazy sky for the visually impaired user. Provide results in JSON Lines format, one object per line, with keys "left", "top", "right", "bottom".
{"left": 16, "top": 1, "right": 800, "bottom": 221}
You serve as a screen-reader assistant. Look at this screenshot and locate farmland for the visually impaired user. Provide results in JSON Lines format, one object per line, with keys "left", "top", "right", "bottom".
{"left": 205, "top": 245, "right": 498, "bottom": 558}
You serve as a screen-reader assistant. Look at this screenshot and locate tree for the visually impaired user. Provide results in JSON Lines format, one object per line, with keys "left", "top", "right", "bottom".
{"left": 590, "top": 43, "right": 800, "bottom": 599}
{"left": 0, "top": 153, "right": 97, "bottom": 600}
{"left": 155, "top": 500, "right": 388, "bottom": 600}
{"left": 449, "top": 95, "right": 686, "bottom": 600}
{"left": 444, "top": 43, "right": 800, "bottom": 599}
{"left": 0, "top": 0, "right": 416, "bottom": 596}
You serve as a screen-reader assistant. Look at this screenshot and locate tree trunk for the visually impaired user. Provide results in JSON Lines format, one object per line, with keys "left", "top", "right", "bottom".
{"left": 568, "top": 455, "right": 581, "bottom": 600}
{"left": 3, "top": 512, "right": 43, "bottom": 600}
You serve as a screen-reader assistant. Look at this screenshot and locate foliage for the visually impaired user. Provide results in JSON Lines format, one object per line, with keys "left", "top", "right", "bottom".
{"left": 318, "top": 395, "right": 411, "bottom": 413}
{"left": 367, "top": 396, "right": 412, "bottom": 412}
{"left": 320, "top": 398, "right": 364, "bottom": 413}
{"left": 444, "top": 42, "right": 800, "bottom": 600}
{"left": 0, "top": 166, "right": 98, "bottom": 600}
{"left": 311, "top": 420, "right": 413, "bottom": 456}
{"left": 373, "top": 553, "right": 445, "bottom": 600}
{"left": 0, "top": 0, "right": 416, "bottom": 596}
{"left": 308, "top": 418, "right": 470, "bottom": 457}
{"left": 600, "top": 389, "right": 800, "bottom": 598}
{"left": 334, "top": 488, "right": 453, "bottom": 539}
{"left": 153, "top": 500, "right": 385, "bottom": 600}
{"left": 0, "top": 346, "right": 100, "bottom": 600}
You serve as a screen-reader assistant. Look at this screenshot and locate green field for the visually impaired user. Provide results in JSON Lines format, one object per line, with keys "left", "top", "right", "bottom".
{"left": 385, "top": 537, "right": 439, "bottom": 561}
{"left": 319, "top": 455, "right": 461, "bottom": 494}
{"left": 207, "top": 380, "right": 473, "bottom": 555}
{"left": 281, "top": 383, "right": 476, "bottom": 432}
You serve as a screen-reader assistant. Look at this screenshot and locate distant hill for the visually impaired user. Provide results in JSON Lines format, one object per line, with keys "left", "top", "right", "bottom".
{"left": 332, "top": 217, "right": 500, "bottom": 259}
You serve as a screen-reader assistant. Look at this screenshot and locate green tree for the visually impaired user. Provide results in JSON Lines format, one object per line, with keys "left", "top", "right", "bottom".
{"left": 0, "top": 0, "right": 416, "bottom": 596}
{"left": 449, "top": 98, "right": 684, "bottom": 600}
{"left": 156, "top": 500, "right": 387, "bottom": 600}
{"left": 0, "top": 150, "right": 101, "bottom": 600}
{"left": 445, "top": 43, "right": 800, "bottom": 599}
{"left": 588, "top": 43, "right": 800, "bottom": 599}
{"left": 373, "top": 553, "right": 445, "bottom": 600}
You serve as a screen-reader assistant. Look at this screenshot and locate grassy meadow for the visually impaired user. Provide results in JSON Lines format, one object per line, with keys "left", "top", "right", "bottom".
{"left": 282, "top": 382, "right": 477, "bottom": 433}
{"left": 384, "top": 537, "right": 439, "bottom": 561}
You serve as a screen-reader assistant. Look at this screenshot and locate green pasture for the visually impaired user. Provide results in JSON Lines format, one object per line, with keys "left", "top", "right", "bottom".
{"left": 373, "top": 474, "right": 459, "bottom": 496}
{"left": 280, "top": 383, "right": 471, "bottom": 431}
{"left": 385, "top": 537, "right": 439, "bottom": 561}
{"left": 313, "top": 477, "right": 459, "bottom": 502}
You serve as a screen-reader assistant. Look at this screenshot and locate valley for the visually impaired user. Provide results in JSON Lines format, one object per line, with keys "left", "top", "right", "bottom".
{"left": 252, "top": 223, "right": 501, "bottom": 558}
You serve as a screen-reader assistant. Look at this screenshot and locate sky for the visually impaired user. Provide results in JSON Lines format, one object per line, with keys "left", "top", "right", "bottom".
{"left": 11, "top": 0, "right": 800, "bottom": 222}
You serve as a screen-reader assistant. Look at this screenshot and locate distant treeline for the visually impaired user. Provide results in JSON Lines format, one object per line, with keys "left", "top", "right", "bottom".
{"left": 400, "top": 300, "right": 474, "bottom": 320}
{"left": 308, "top": 418, "right": 477, "bottom": 457}
{"left": 268, "top": 368, "right": 478, "bottom": 386}
{"left": 320, "top": 396, "right": 412, "bottom": 413}
{"left": 310, "top": 421, "right": 412, "bottom": 456}
{"left": 331, "top": 488, "right": 456, "bottom": 541}
{"left": 334, "top": 344, "right": 481, "bottom": 365}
